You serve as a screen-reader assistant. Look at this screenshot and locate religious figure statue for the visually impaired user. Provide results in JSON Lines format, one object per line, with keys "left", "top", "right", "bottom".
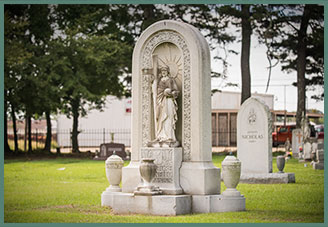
{"left": 154, "top": 66, "right": 179, "bottom": 145}
{"left": 301, "top": 115, "right": 311, "bottom": 142}
{"left": 145, "top": 55, "right": 180, "bottom": 147}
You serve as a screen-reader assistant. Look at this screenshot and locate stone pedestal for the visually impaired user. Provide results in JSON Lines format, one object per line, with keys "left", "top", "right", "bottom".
{"left": 240, "top": 172, "right": 295, "bottom": 184}
{"left": 101, "top": 192, "right": 246, "bottom": 215}
{"left": 180, "top": 162, "right": 221, "bottom": 195}
{"left": 140, "top": 147, "right": 183, "bottom": 194}
{"left": 101, "top": 192, "right": 191, "bottom": 215}
{"left": 192, "top": 195, "right": 245, "bottom": 213}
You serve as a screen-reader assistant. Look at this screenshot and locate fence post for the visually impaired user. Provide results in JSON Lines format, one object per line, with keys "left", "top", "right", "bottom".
{"left": 110, "top": 132, "right": 114, "bottom": 143}
{"left": 36, "top": 129, "right": 38, "bottom": 149}
{"left": 70, "top": 129, "right": 72, "bottom": 152}
{"left": 24, "top": 120, "right": 27, "bottom": 152}
{"left": 103, "top": 128, "right": 105, "bottom": 144}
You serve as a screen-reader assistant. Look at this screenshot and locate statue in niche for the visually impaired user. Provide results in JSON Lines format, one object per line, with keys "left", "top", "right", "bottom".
{"left": 301, "top": 115, "right": 311, "bottom": 142}
{"left": 145, "top": 54, "right": 181, "bottom": 147}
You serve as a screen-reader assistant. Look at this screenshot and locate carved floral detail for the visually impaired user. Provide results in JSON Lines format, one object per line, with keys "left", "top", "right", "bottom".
{"left": 141, "top": 148, "right": 173, "bottom": 183}
{"left": 106, "top": 163, "right": 124, "bottom": 169}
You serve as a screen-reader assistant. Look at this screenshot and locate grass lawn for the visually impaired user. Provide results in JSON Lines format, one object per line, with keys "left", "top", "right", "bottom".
{"left": 4, "top": 153, "right": 324, "bottom": 223}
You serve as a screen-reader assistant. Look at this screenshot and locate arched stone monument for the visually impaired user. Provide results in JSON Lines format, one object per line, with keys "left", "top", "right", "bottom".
{"left": 101, "top": 20, "right": 245, "bottom": 215}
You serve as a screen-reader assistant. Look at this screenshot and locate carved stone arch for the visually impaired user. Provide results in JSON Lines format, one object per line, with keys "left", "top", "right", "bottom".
{"left": 140, "top": 30, "right": 192, "bottom": 161}
{"left": 123, "top": 20, "right": 217, "bottom": 194}
{"left": 131, "top": 20, "right": 211, "bottom": 163}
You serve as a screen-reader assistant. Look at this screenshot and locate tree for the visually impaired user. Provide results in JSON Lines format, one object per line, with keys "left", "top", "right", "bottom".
{"left": 4, "top": 5, "right": 31, "bottom": 153}
{"left": 49, "top": 34, "right": 131, "bottom": 152}
{"left": 52, "top": 5, "right": 135, "bottom": 152}
{"left": 168, "top": 5, "right": 237, "bottom": 92}
{"left": 259, "top": 5, "right": 324, "bottom": 127}
{"left": 240, "top": 5, "right": 252, "bottom": 104}
{"left": 215, "top": 5, "right": 257, "bottom": 104}
{"left": 19, "top": 5, "right": 54, "bottom": 152}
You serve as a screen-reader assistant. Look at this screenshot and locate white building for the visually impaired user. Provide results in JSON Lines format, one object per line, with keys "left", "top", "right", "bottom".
{"left": 57, "top": 96, "right": 132, "bottom": 147}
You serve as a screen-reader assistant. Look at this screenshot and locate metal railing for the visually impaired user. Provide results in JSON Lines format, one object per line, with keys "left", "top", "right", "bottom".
{"left": 7, "top": 128, "right": 131, "bottom": 150}
{"left": 8, "top": 128, "right": 240, "bottom": 150}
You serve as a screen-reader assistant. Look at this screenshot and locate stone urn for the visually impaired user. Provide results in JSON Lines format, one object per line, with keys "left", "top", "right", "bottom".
{"left": 105, "top": 151, "right": 124, "bottom": 192}
{"left": 276, "top": 155, "right": 285, "bottom": 173}
{"left": 221, "top": 155, "right": 241, "bottom": 197}
{"left": 139, "top": 158, "right": 157, "bottom": 187}
{"left": 134, "top": 158, "right": 162, "bottom": 195}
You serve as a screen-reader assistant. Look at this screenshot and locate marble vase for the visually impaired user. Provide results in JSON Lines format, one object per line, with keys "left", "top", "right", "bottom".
{"left": 221, "top": 155, "right": 241, "bottom": 196}
{"left": 276, "top": 155, "right": 285, "bottom": 173}
{"left": 105, "top": 152, "right": 124, "bottom": 192}
{"left": 139, "top": 158, "right": 157, "bottom": 186}
{"left": 134, "top": 158, "right": 162, "bottom": 195}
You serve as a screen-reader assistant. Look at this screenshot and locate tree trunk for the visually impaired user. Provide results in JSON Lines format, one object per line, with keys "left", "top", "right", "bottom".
{"left": 4, "top": 101, "right": 12, "bottom": 153}
{"left": 11, "top": 104, "right": 18, "bottom": 152}
{"left": 44, "top": 111, "right": 52, "bottom": 152}
{"left": 141, "top": 5, "right": 156, "bottom": 32}
{"left": 71, "top": 99, "right": 80, "bottom": 153}
{"left": 27, "top": 115, "right": 32, "bottom": 152}
{"left": 240, "top": 5, "right": 252, "bottom": 104}
{"left": 296, "top": 5, "right": 311, "bottom": 128}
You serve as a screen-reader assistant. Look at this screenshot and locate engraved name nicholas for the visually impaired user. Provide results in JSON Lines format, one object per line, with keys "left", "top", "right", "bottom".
{"left": 241, "top": 134, "right": 264, "bottom": 140}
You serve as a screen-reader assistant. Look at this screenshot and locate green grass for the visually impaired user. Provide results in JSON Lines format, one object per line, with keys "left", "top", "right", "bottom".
{"left": 4, "top": 154, "right": 324, "bottom": 223}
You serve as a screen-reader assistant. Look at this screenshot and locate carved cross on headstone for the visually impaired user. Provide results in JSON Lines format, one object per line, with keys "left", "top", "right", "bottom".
{"left": 296, "top": 131, "right": 302, "bottom": 144}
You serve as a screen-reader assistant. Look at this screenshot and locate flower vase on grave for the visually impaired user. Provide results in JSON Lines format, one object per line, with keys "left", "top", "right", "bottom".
{"left": 134, "top": 158, "right": 162, "bottom": 195}
{"left": 276, "top": 155, "right": 285, "bottom": 173}
{"left": 140, "top": 158, "right": 157, "bottom": 187}
{"left": 299, "top": 146, "right": 304, "bottom": 161}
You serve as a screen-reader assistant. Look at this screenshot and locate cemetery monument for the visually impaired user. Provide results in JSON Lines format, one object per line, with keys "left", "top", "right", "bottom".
{"left": 292, "top": 128, "right": 303, "bottom": 158}
{"left": 294, "top": 115, "right": 320, "bottom": 162}
{"left": 101, "top": 20, "right": 246, "bottom": 215}
{"left": 94, "top": 142, "right": 126, "bottom": 160}
{"left": 237, "top": 97, "right": 295, "bottom": 184}
{"left": 313, "top": 141, "right": 324, "bottom": 170}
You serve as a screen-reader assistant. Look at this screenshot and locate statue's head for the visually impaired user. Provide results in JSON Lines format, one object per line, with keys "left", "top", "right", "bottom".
{"left": 160, "top": 66, "right": 170, "bottom": 77}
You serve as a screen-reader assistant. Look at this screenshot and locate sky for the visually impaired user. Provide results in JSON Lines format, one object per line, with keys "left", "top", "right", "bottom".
{"left": 210, "top": 34, "right": 324, "bottom": 113}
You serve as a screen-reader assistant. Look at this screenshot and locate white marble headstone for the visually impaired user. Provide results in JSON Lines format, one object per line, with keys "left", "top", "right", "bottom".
{"left": 303, "top": 142, "right": 312, "bottom": 160}
{"left": 237, "top": 97, "right": 273, "bottom": 175}
{"left": 292, "top": 128, "right": 303, "bottom": 158}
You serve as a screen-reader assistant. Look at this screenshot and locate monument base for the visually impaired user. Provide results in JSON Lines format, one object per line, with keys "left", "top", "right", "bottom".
{"left": 313, "top": 162, "right": 324, "bottom": 170}
{"left": 101, "top": 191, "right": 245, "bottom": 215}
{"left": 240, "top": 173, "right": 295, "bottom": 184}
{"left": 192, "top": 194, "right": 245, "bottom": 213}
{"left": 101, "top": 191, "right": 191, "bottom": 215}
